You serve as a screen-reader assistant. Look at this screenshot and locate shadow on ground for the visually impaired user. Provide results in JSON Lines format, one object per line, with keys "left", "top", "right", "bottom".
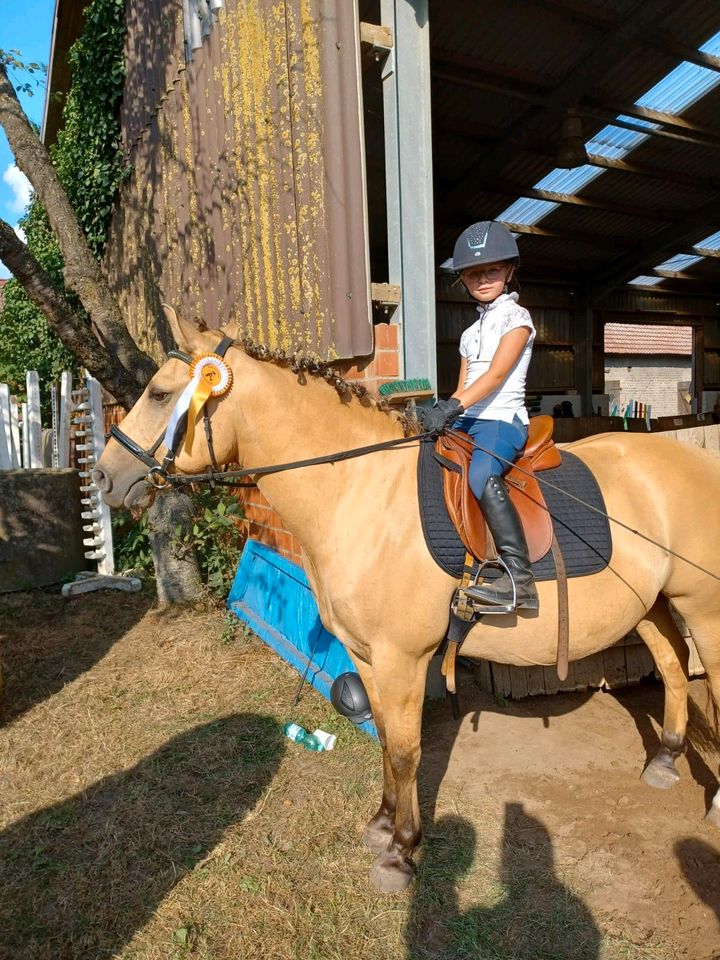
{"left": 675, "top": 837, "right": 720, "bottom": 927}
{"left": 0, "top": 713, "right": 282, "bottom": 960}
{"left": 418, "top": 668, "right": 719, "bottom": 821}
{"left": 406, "top": 805, "right": 601, "bottom": 959}
{"left": 0, "top": 589, "right": 154, "bottom": 723}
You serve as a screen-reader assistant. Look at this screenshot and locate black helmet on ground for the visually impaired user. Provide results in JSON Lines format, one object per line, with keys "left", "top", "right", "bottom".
{"left": 441, "top": 221, "right": 519, "bottom": 273}
{"left": 330, "top": 671, "right": 373, "bottom": 724}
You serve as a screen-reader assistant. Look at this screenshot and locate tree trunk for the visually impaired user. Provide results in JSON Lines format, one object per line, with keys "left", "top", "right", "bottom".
{"left": 0, "top": 63, "right": 203, "bottom": 605}
{"left": 0, "top": 62, "right": 156, "bottom": 390}
{"left": 147, "top": 489, "right": 204, "bottom": 605}
{"left": 0, "top": 218, "right": 143, "bottom": 409}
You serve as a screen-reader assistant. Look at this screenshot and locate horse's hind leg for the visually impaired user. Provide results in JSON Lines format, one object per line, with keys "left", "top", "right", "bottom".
{"left": 635, "top": 597, "right": 689, "bottom": 789}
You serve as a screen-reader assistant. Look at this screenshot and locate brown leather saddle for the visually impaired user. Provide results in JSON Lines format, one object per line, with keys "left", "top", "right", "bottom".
{"left": 436, "top": 414, "right": 561, "bottom": 563}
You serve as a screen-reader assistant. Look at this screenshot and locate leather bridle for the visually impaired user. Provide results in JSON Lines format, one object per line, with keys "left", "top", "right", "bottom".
{"left": 109, "top": 336, "right": 234, "bottom": 488}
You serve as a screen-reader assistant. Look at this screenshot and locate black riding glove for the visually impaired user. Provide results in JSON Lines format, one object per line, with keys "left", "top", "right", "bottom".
{"left": 420, "top": 397, "right": 465, "bottom": 434}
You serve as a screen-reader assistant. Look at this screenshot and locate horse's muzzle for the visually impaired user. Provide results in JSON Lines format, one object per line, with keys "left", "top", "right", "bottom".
{"left": 91, "top": 467, "right": 112, "bottom": 493}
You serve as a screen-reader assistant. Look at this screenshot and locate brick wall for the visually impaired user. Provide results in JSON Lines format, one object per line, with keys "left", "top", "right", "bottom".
{"left": 235, "top": 322, "right": 400, "bottom": 566}
{"left": 604, "top": 357, "right": 691, "bottom": 418}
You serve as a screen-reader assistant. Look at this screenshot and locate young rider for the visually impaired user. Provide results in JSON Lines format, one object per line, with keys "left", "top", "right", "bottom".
{"left": 421, "top": 221, "right": 538, "bottom": 610}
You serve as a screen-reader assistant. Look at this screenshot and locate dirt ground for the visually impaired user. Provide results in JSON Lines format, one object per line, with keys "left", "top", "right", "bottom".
{"left": 1, "top": 587, "right": 719, "bottom": 959}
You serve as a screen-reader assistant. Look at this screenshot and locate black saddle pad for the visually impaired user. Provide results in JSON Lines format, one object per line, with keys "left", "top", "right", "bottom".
{"left": 417, "top": 439, "right": 612, "bottom": 582}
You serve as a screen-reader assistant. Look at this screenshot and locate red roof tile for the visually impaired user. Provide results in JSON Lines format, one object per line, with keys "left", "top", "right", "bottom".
{"left": 604, "top": 323, "right": 692, "bottom": 356}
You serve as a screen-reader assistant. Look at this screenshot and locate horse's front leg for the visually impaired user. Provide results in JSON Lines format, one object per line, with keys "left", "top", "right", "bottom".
{"left": 349, "top": 658, "right": 397, "bottom": 853}
{"left": 366, "top": 648, "right": 432, "bottom": 894}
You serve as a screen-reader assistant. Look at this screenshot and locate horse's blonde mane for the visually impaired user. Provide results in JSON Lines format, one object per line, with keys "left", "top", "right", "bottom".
{"left": 238, "top": 338, "right": 418, "bottom": 437}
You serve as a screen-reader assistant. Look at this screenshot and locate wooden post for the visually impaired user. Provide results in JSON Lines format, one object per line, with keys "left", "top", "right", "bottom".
{"left": 574, "top": 303, "right": 594, "bottom": 416}
{"left": 0, "top": 384, "right": 12, "bottom": 469}
{"left": 25, "top": 371, "right": 43, "bottom": 468}
{"left": 9, "top": 396, "right": 20, "bottom": 468}
{"left": 693, "top": 323, "right": 704, "bottom": 414}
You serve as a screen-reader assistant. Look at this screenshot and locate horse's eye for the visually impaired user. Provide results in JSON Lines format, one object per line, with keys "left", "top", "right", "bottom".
{"left": 150, "top": 389, "right": 170, "bottom": 402}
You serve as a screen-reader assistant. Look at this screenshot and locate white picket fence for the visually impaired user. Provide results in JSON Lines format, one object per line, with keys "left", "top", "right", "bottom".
{"left": 0, "top": 371, "right": 140, "bottom": 595}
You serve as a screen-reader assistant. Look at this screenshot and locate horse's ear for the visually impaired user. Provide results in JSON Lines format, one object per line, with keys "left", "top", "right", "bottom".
{"left": 162, "top": 304, "right": 207, "bottom": 354}
{"left": 221, "top": 319, "right": 238, "bottom": 340}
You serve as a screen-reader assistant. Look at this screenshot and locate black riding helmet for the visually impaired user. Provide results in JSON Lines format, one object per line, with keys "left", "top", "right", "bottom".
{"left": 330, "top": 672, "right": 373, "bottom": 724}
{"left": 441, "top": 221, "right": 519, "bottom": 273}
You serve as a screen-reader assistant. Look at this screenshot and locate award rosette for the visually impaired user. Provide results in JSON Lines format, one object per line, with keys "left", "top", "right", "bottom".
{"left": 163, "top": 352, "right": 233, "bottom": 456}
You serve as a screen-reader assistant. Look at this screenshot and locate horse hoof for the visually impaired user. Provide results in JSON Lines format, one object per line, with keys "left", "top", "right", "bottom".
{"left": 369, "top": 852, "right": 414, "bottom": 894}
{"left": 363, "top": 822, "right": 393, "bottom": 855}
{"left": 641, "top": 758, "right": 681, "bottom": 790}
{"left": 704, "top": 803, "right": 720, "bottom": 830}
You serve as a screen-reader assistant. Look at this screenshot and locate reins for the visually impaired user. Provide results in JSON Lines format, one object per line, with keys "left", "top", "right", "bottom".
{"left": 157, "top": 432, "right": 427, "bottom": 486}
{"left": 109, "top": 336, "right": 720, "bottom": 583}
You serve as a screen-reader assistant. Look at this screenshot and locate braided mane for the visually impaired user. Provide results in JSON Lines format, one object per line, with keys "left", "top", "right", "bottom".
{"left": 237, "top": 338, "right": 418, "bottom": 436}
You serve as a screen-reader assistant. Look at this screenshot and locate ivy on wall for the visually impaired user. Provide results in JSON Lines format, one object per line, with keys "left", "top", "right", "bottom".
{"left": 0, "top": 0, "right": 127, "bottom": 404}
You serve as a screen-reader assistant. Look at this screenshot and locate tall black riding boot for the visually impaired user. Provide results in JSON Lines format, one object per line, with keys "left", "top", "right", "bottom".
{"left": 464, "top": 475, "right": 539, "bottom": 610}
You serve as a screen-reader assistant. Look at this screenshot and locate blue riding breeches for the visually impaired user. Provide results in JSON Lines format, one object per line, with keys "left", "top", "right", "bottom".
{"left": 451, "top": 415, "right": 529, "bottom": 500}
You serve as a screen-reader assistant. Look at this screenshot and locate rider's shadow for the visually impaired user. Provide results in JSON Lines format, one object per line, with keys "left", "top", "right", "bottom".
{"left": 675, "top": 837, "right": 720, "bottom": 928}
{"left": 405, "top": 804, "right": 601, "bottom": 960}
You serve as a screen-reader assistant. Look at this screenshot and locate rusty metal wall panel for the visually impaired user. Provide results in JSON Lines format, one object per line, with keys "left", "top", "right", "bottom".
{"left": 106, "top": 0, "right": 372, "bottom": 361}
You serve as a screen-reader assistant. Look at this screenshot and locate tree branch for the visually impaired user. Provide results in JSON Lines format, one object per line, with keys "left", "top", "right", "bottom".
{"left": 0, "top": 60, "right": 157, "bottom": 389}
{"left": 0, "top": 218, "right": 146, "bottom": 408}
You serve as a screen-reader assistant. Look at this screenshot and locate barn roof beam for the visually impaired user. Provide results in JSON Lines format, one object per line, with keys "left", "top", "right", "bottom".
{"left": 587, "top": 201, "right": 720, "bottom": 304}
{"left": 646, "top": 34, "right": 720, "bottom": 74}
{"left": 584, "top": 153, "right": 720, "bottom": 192}
{"left": 532, "top": 0, "right": 618, "bottom": 29}
{"left": 475, "top": 177, "right": 678, "bottom": 223}
{"left": 432, "top": 61, "right": 720, "bottom": 149}
{"left": 433, "top": 115, "right": 720, "bottom": 191}
{"left": 651, "top": 267, "right": 715, "bottom": 280}
{"left": 445, "top": 217, "right": 629, "bottom": 251}
{"left": 583, "top": 99, "right": 720, "bottom": 145}
{"left": 431, "top": 51, "right": 555, "bottom": 92}
{"left": 580, "top": 111, "right": 720, "bottom": 151}
{"left": 431, "top": 66, "right": 547, "bottom": 106}
{"left": 436, "top": 0, "right": 678, "bottom": 211}
{"left": 621, "top": 281, "right": 720, "bottom": 298}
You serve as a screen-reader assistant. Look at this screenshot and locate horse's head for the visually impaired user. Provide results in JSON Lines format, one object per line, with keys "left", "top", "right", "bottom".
{"left": 92, "top": 306, "right": 241, "bottom": 510}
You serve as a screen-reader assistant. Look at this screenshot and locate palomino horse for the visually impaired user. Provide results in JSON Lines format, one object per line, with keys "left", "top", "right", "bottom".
{"left": 93, "top": 309, "right": 720, "bottom": 893}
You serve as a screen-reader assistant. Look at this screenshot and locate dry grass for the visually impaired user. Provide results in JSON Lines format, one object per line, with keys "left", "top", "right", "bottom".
{"left": 0, "top": 589, "right": 678, "bottom": 960}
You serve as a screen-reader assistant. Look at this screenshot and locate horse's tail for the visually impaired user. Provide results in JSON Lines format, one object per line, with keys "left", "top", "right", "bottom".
{"left": 674, "top": 606, "right": 720, "bottom": 740}
{"left": 704, "top": 678, "right": 720, "bottom": 738}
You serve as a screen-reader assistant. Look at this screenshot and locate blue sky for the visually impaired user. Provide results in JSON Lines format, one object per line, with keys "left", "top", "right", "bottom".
{"left": 0, "top": 0, "right": 56, "bottom": 279}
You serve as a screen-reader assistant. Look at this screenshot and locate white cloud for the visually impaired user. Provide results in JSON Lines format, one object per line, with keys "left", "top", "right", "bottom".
{"left": 2, "top": 164, "right": 32, "bottom": 215}
{"left": 13, "top": 224, "right": 27, "bottom": 244}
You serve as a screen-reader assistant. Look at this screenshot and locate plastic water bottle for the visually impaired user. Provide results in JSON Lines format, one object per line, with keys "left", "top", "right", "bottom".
{"left": 283, "top": 722, "right": 325, "bottom": 752}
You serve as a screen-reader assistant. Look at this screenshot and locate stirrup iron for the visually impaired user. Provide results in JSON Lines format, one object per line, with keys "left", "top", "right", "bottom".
{"left": 455, "top": 557, "right": 517, "bottom": 616}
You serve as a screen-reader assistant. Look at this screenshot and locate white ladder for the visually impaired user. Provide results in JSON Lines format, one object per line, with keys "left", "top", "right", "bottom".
{"left": 62, "top": 373, "right": 141, "bottom": 597}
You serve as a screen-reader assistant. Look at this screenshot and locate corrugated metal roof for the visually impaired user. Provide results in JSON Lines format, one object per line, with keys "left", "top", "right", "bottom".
{"left": 696, "top": 230, "right": 720, "bottom": 251}
{"left": 605, "top": 323, "right": 693, "bottom": 354}
{"left": 489, "top": 18, "right": 720, "bottom": 288}
{"left": 655, "top": 254, "right": 704, "bottom": 271}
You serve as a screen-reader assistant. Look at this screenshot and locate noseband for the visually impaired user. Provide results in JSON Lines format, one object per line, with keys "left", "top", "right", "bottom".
{"left": 109, "top": 336, "right": 234, "bottom": 487}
